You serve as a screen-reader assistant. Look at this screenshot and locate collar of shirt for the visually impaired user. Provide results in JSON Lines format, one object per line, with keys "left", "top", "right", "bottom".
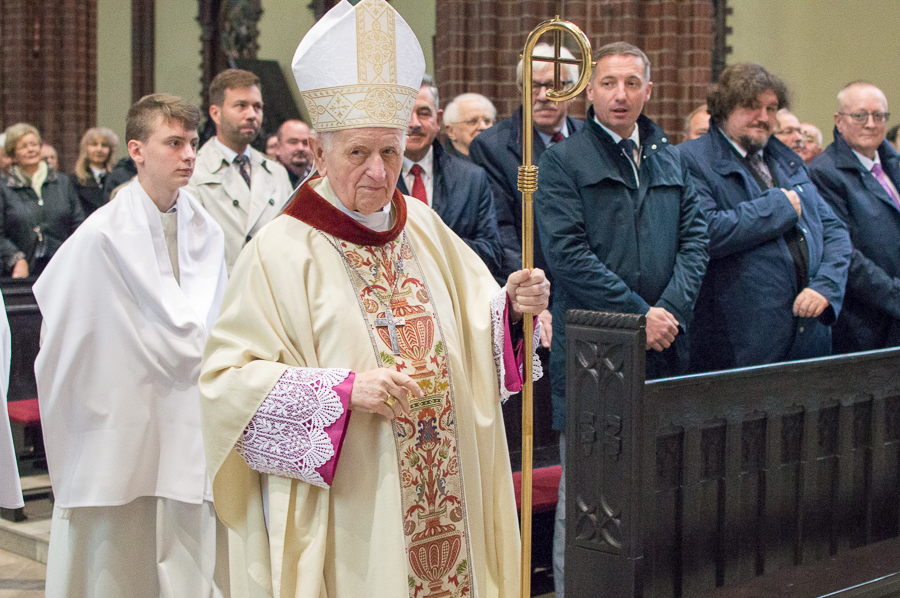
{"left": 402, "top": 145, "right": 434, "bottom": 207}
{"left": 537, "top": 120, "right": 570, "bottom": 147}
{"left": 724, "top": 135, "right": 750, "bottom": 158}
{"left": 214, "top": 137, "right": 252, "bottom": 165}
{"left": 89, "top": 165, "right": 106, "bottom": 183}
{"left": 594, "top": 116, "right": 642, "bottom": 181}
{"left": 333, "top": 190, "right": 393, "bottom": 232}
{"left": 852, "top": 148, "right": 881, "bottom": 171}
{"left": 593, "top": 117, "right": 640, "bottom": 149}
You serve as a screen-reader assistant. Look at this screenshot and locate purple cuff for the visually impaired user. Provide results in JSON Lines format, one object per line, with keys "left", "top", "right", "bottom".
{"left": 315, "top": 372, "right": 354, "bottom": 486}
{"left": 503, "top": 295, "right": 539, "bottom": 393}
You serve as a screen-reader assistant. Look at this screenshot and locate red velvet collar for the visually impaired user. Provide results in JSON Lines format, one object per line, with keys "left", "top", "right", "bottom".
{"left": 283, "top": 177, "right": 407, "bottom": 246}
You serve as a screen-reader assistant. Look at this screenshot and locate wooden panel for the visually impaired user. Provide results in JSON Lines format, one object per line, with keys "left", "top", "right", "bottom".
{"left": 567, "top": 309, "right": 900, "bottom": 598}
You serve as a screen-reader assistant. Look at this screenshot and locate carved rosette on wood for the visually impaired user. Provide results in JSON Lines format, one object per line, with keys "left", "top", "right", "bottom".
{"left": 198, "top": 0, "right": 263, "bottom": 111}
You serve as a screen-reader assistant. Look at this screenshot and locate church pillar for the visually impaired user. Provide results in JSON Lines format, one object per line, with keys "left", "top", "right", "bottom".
{"left": 0, "top": 0, "right": 97, "bottom": 172}
{"left": 132, "top": 0, "right": 155, "bottom": 103}
{"left": 435, "top": 0, "right": 719, "bottom": 139}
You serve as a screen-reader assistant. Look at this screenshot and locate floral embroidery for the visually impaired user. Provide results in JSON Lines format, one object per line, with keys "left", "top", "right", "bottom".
{"left": 235, "top": 367, "right": 349, "bottom": 489}
{"left": 337, "top": 235, "right": 472, "bottom": 597}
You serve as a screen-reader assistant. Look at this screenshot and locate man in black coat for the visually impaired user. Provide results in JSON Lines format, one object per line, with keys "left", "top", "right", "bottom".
{"left": 808, "top": 82, "right": 900, "bottom": 352}
{"left": 534, "top": 42, "right": 709, "bottom": 598}
{"left": 397, "top": 77, "right": 502, "bottom": 278}
{"left": 469, "top": 42, "right": 584, "bottom": 281}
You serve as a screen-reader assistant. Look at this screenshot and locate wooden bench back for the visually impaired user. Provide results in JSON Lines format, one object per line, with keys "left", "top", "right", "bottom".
{"left": 565, "top": 309, "right": 900, "bottom": 598}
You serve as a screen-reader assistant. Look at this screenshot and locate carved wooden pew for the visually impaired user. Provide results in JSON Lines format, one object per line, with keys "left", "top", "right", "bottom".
{"left": 565, "top": 310, "right": 900, "bottom": 597}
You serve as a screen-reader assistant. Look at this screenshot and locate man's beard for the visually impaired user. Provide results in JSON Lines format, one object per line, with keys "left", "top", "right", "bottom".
{"left": 738, "top": 132, "right": 769, "bottom": 155}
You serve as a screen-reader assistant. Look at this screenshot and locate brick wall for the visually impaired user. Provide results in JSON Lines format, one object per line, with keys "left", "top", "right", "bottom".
{"left": 435, "top": 0, "right": 713, "bottom": 140}
{"left": 0, "top": 0, "right": 97, "bottom": 172}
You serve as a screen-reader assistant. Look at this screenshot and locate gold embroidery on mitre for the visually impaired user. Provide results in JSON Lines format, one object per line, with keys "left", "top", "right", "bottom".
{"left": 302, "top": 84, "right": 416, "bottom": 131}
{"left": 356, "top": 0, "right": 396, "bottom": 85}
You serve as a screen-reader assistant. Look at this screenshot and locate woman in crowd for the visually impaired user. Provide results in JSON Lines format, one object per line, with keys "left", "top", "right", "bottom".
{"left": 0, "top": 123, "right": 84, "bottom": 278}
{"left": 72, "top": 127, "right": 118, "bottom": 216}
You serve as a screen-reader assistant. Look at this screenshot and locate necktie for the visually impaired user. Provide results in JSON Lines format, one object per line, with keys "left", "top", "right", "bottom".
{"left": 409, "top": 164, "right": 427, "bottom": 204}
{"left": 234, "top": 154, "right": 251, "bottom": 189}
{"left": 871, "top": 163, "right": 900, "bottom": 209}
{"left": 619, "top": 138, "right": 638, "bottom": 167}
{"left": 550, "top": 132, "right": 565, "bottom": 144}
{"left": 748, "top": 152, "right": 774, "bottom": 189}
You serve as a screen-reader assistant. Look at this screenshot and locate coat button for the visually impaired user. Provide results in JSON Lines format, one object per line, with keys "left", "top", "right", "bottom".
{"left": 662, "top": 138, "right": 667, "bottom": 143}
{"left": 232, "top": 199, "right": 239, "bottom": 206}
{"left": 269, "top": 198, "right": 275, "bottom": 205}
{"left": 799, "top": 326, "right": 805, "bottom": 333}
{"left": 651, "top": 144, "right": 657, "bottom": 150}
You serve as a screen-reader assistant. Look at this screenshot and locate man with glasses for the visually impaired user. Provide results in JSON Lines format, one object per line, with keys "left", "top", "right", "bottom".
{"left": 442, "top": 93, "right": 496, "bottom": 161}
{"left": 775, "top": 108, "right": 806, "bottom": 155}
{"left": 808, "top": 81, "right": 900, "bottom": 352}
{"left": 469, "top": 42, "right": 584, "bottom": 282}
{"left": 398, "top": 77, "right": 502, "bottom": 277}
{"left": 680, "top": 63, "right": 850, "bottom": 372}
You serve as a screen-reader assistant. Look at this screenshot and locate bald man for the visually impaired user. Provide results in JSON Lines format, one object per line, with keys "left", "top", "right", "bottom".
{"left": 808, "top": 81, "right": 900, "bottom": 352}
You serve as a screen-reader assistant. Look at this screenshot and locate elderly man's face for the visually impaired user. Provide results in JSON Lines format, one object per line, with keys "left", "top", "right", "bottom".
{"left": 587, "top": 54, "right": 652, "bottom": 139}
{"left": 531, "top": 63, "right": 573, "bottom": 135}
{"left": 314, "top": 127, "right": 404, "bottom": 215}
{"left": 775, "top": 112, "right": 805, "bottom": 153}
{"left": 799, "top": 123, "right": 822, "bottom": 164}
{"left": 721, "top": 89, "right": 778, "bottom": 154}
{"left": 405, "top": 86, "right": 441, "bottom": 163}
{"left": 446, "top": 98, "right": 493, "bottom": 154}
{"left": 836, "top": 84, "right": 889, "bottom": 159}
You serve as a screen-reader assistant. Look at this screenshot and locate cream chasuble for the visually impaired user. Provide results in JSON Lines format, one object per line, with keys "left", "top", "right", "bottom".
{"left": 200, "top": 177, "right": 527, "bottom": 598}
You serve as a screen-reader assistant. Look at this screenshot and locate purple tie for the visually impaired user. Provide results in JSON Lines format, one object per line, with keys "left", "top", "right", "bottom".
{"left": 871, "top": 163, "right": 900, "bottom": 209}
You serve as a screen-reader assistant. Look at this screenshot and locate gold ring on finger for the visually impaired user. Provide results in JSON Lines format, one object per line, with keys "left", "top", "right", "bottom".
{"left": 384, "top": 394, "right": 397, "bottom": 407}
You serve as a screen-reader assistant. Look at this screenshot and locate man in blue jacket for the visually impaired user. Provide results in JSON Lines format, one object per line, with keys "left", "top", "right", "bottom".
{"left": 397, "top": 76, "right": 503, "bottom": 277}
{"left": 535, "top": 41, "right": 709, "bottom": 597}
{"left": 680, "top": 63, "right": 851, "bottom": 372}
{"left": 808, "top": 82, "right": 900, "bottom": 353}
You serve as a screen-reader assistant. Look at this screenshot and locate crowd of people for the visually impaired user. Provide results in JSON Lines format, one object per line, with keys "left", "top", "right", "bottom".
{"left": 1, "top": 0, "right": 899, "bottom": 595}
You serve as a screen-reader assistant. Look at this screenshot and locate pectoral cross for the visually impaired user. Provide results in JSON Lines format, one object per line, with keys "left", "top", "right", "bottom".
{"left": 375, "top": 308, "right": 405, "bottom": 355}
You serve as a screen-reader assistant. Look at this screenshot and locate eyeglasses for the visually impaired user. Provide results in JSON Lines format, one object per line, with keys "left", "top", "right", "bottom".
{"left": 838, "top": 111, "right": 890, "bottom": 124}
{"left": 532, "top": 81, "right": 574, "bottom": 96}
{"left": 455, "top": 117, "right": 494, "bottom": 127}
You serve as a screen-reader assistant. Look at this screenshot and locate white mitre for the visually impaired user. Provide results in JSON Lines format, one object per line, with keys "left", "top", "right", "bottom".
{"left": 292, "top": 0, "right": 425, "bottom": 132}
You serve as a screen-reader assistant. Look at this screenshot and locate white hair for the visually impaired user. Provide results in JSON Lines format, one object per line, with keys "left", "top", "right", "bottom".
{"left": 444, "top": 93, "right": 498, "bottom": 125}
{"left": 515, "top": 43, "right": 579, "bottom": 92}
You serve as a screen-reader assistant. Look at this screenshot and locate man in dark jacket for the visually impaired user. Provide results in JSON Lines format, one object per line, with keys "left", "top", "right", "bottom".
{"left": 397, "top": 77, "right": 502, "bottom": 277}
{"left": 680, "top": 63, "right": 851, "bottom": 372}
{"left": 808, "top": 82, "right": 900, "bottom": 352}
{"left": 534, "top": 41, "right": 709, "bottom": 598}
{"left": 469, "top": 42, "right": 584, "bottom": 281}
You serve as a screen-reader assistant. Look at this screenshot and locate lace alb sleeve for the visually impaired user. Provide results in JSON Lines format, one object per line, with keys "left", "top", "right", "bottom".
{"left": 491, "top": 287, "right": 543, "bottom": 402}
{"left": 235, "top": 367, "right": 352, "bottom": 489}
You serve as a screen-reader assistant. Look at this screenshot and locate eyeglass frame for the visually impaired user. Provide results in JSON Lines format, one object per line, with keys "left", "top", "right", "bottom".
{"left": 838, "top": 111, "right": 890, "bottom": 124}
{"left": 531, "top": 80, "right": 575, "bottom": 97}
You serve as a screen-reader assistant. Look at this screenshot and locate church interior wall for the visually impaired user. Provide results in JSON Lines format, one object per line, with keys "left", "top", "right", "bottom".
{"left": 97, "top": 0, "right": 132, "bottom": 161}
{"left": 96, "top": 0, "right": 437, "bottom": 156}
{"left": 154, "top": 0, "right": 205, "bottom": 116}
{"left": 728, "top": 0, "right": 900, "bottom": 146}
